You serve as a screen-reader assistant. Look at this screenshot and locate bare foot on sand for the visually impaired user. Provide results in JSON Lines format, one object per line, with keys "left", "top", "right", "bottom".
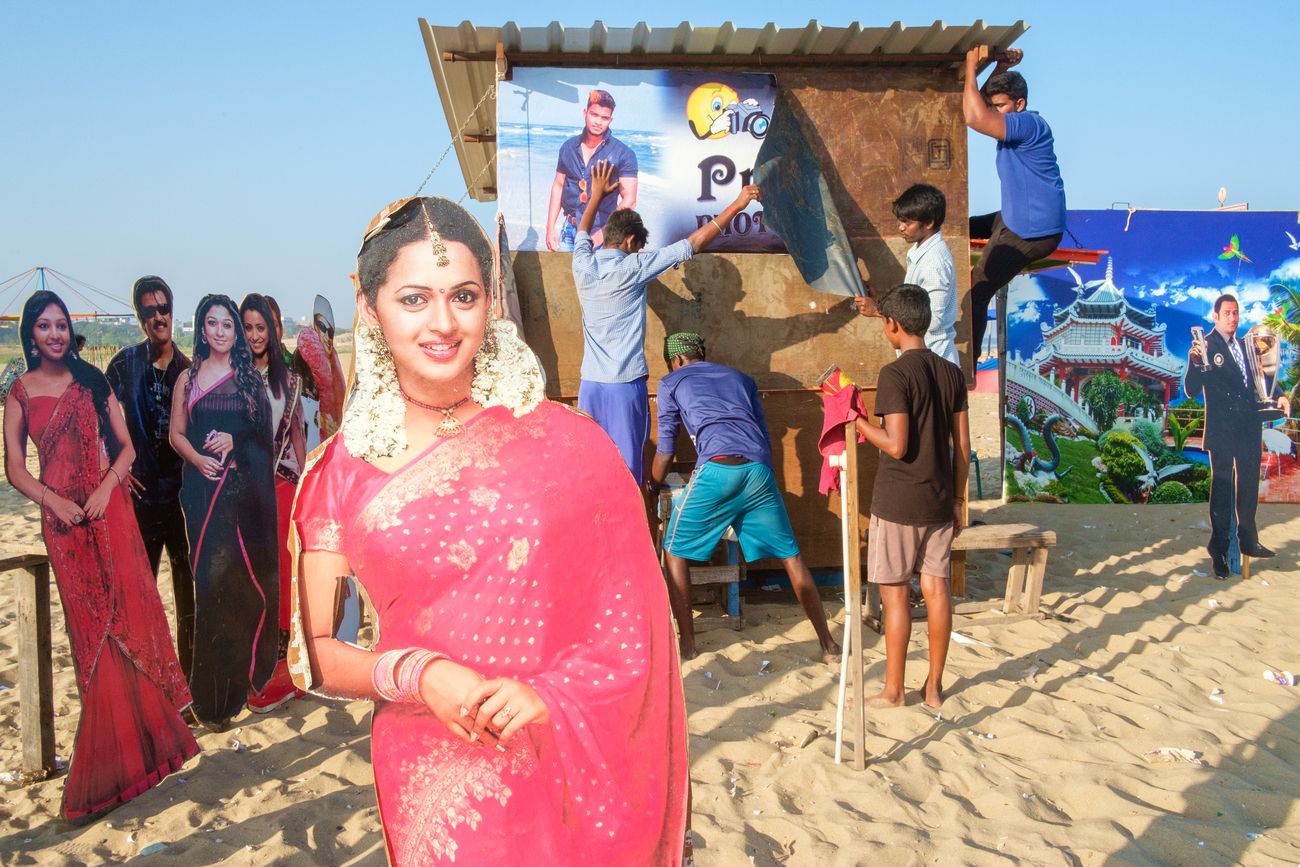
{"left": 866, "top": 690, "right": 904, "bottom": 709}
{"left": 920, "top": 679, "right": 944, "bottom": 709}
{"left": 821, "top": 643, "right": 842, "bottom": 665}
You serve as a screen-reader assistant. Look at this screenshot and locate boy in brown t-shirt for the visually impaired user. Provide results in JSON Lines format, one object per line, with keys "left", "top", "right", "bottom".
{"left": 854, "top": 284, "right": 970, "bottom": 708}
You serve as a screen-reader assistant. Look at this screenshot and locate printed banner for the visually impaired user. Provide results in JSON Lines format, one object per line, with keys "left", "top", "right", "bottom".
{"left": 1002, "top": 209, "right": 1300, "bottom": 505}
{"left": 497, "top": 68, "right": 781, "bottom": 253}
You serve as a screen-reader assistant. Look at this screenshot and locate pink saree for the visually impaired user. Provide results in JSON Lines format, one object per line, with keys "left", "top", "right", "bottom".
{"left": 293, "top": 402, "right": 687, "bottom": 865}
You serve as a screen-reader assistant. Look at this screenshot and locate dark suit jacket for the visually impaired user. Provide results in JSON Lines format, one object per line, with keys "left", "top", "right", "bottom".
{"left": 1183, "top": 329, "right": 1261, "bottom": 451}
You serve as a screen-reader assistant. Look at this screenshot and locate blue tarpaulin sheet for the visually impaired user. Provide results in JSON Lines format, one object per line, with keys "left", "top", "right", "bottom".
{"left": 752, "top": 92, "right": 862, "bottom": 297}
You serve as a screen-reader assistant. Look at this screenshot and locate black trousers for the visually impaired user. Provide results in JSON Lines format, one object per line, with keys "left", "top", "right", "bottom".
{"left": 135, "top": 498, "right": 196, "bottom": 678}
{"left": 969, "top": 212, "right": 1063, "bottom": 357}
{"left": 1207, "top": 434, "right": 1261, "bottom": 559}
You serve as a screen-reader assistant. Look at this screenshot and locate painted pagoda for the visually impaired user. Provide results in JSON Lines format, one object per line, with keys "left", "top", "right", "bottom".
{"left": 1031, "top": 258, "right": 1184, "bottom": 408}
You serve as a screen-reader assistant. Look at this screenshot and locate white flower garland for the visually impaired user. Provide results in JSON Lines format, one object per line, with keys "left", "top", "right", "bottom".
{"left": 342, "top": 323, "right": 408, "bottom": 462}
{"left": 342, "top": 318, "right": 544, "bottom": 462}
{"left": 470, "top": 318, "right": 546, "bottom": 418}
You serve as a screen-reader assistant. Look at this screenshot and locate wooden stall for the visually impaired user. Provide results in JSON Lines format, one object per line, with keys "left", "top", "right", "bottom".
{"left": 421, "top": 20, "right": 1025, "bottom": 566}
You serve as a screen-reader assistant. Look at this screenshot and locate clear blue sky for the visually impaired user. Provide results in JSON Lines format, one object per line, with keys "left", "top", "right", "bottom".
{"left": 3, "top": 2, "right": 1297, "bottom": 323}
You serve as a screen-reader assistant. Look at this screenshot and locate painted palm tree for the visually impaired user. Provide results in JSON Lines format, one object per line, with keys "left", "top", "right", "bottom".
{"left": 1263, "top": 277, "right": 1300, "bottom": 388}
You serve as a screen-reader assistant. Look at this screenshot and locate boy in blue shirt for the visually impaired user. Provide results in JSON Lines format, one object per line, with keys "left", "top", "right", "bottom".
{"left": 855, "top": 286, "right": 970, "bottom": 708}
{"left": 649, "top": 332, "right": 839, "bottom": 662}
{"left": 963, "top": 47, "right": 1067, "bottom": 360}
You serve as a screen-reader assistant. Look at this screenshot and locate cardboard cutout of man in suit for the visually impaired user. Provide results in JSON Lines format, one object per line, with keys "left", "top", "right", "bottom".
{"left": 1184, "top": 294, "right": 1288, "bottom": 578}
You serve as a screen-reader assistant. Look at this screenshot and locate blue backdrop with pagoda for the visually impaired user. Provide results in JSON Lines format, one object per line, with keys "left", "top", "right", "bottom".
{"left": 1002, "top": 209, "right": 1300, "bottom": 505}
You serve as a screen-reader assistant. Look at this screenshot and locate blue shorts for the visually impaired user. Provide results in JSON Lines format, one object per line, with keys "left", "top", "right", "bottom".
{"left": 665, "top": 461, "right": 800, "bottom": 562}
{"left": 578, "top": 378, "right": 649, "bottom": 483}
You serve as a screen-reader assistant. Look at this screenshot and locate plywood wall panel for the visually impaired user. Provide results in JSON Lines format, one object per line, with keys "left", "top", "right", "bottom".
{"left": 513, "top": 63, "right": 969, "bottom": 566}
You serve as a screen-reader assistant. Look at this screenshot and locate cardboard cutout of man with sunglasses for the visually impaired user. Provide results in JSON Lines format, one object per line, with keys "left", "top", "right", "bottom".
{"left": 105, "top": 275, "right": 196, "bottom": 677}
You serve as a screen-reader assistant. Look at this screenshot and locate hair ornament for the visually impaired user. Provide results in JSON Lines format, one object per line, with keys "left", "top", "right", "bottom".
{"left": 420, "top": 201, "right": 451, "bottom": 268}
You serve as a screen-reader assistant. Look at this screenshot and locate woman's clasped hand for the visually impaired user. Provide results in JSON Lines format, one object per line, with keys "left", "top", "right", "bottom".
{"left": 418, "top": 660, "right": 550, "bottom": 748}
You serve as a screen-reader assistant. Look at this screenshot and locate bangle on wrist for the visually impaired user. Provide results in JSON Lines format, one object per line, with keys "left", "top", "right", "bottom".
{"left": 107, "top": 467, "right": 122, "bottom": 486}
{"left": 40, "top": 486, "right": 49, "bottom": 508}
{"left": 709, "top": 218, "right": 723, "bottom": 234}
{"left": 373, "top": 647, "right": 447, "bottom": 703}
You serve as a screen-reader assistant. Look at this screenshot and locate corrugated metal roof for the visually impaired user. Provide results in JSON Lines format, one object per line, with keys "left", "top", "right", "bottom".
{"left": 419, "top": 20, "right": 1028, "bottom": 202}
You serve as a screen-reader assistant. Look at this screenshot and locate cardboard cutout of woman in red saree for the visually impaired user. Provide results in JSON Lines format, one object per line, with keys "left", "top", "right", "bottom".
{"left": 294, "top": 295, "right": 346, "bottom": 445}
{"left": 3, "top": 291, "right": 197, "bottom": 821}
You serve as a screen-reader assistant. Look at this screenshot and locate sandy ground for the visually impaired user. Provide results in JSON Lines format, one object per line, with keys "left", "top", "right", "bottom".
{"left": 2, "top": 393, "right": 1299, "bottom": 865}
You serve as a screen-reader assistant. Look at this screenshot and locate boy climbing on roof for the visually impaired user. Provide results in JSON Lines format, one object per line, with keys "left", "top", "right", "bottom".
{"left": 963, "top": 46, "right": 1066, "bottom": 363}
{"left": 855, "top": 285, "right": 970, "bottom": 708}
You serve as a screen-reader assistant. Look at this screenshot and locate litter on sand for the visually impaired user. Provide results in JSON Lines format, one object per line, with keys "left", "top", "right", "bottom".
{"left": 1141, "top": 747, "right": 1205, "bottom": 766}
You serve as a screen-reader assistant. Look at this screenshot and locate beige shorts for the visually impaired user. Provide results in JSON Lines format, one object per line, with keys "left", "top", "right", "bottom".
{"left": 868, "top": 514, "right": 954, "bottom": 584}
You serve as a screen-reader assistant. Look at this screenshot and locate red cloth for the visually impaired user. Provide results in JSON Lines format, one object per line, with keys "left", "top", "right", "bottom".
{"left": 818, "top": 387, "right": 868, "bottom": 495}
{"left": 14, "top": 380, "right": 197, "bottom": 820}
{"left": 274, "top": 476, "right": 295, "bottom": 631}
{"left": 293, "top": 402, "right": 688, "bottom": 865}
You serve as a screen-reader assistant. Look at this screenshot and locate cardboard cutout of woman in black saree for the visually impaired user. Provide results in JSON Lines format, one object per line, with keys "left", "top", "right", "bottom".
{"left": 169, "top": 294, "right": 279, "bottom": 728}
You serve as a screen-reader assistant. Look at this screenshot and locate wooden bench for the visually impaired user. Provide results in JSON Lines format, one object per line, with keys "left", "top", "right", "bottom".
{"left": 865, "top": 523, "right": 1055, "bottom": 631}
{"left": 3, "top": 551, "right": 56, "bottom": 784}
{"left": 951, "top": 523, "right": 1056, "bottom": 618}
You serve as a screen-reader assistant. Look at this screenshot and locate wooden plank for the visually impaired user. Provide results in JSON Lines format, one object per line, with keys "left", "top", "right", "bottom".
{"left": 842, "top": 422, "right": 866, "bottom": 771}
{"left": 1024, "top": 547, "right": 1049, "bottom": 614}
{"left": 693, "top": 614, "right": 743, "bottom": 633}
{"left": 951, "top": 523, "right": 1056, "bottom": 550}
{"left": 951, "top": 550, "right": 967, "bottom": 598}
{"left": 1003, "top": 548, "right": 1030, "bottom": 615}
{"left": 688, "top": 566, "right": 743, "bottom": 587}
{"left": 514, "top": 64, "right": 974, "bottom": 568}
{"left": 445, "top": 50, "right": 979, "bottom": 68}
{"left": 1242, "top": 554, "right": 1252, "bottom": 580}
{"left": 15, "top": 561, "right": 55, "bottom": 781}
{"left": 864, "top": 581, "right": 882, "bottom": 634}
{"left": 0, "top": 553, "right": 52, "bottom": 572}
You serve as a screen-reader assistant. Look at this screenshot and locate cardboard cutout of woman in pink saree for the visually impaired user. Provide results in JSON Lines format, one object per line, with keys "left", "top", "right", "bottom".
{"left": 290, "top": 196, "right": 687, "bottom": 864}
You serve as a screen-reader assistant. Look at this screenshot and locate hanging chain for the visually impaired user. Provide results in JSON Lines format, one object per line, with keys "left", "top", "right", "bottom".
{"left": 458, "top": 154, "right": 498, "bottom": 205}
{"left": 414, "top": 79, "right": 499, "bottom": 197}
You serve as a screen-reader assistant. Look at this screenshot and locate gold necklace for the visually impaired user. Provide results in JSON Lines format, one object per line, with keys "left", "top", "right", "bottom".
{"left": 400, "top": 388, "right": 471, "bottom": 438}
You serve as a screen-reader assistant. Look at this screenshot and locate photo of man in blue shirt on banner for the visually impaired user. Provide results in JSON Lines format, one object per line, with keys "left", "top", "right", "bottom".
{"left": 545, "top": 89, "right": 638, "bottom": 251}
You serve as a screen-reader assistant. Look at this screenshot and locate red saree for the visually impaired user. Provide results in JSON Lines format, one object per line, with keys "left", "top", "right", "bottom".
{"left": 293, "top": 402, "right": 688, "bottom": 865}
{"left": 295, "top": 328, "right": 344, "bottom": 439}
{"left": 12, "top": 379, "right": 197, "bottom": 820}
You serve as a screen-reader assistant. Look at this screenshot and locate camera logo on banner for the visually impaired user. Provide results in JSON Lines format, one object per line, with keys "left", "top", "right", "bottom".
{"left": 686, "top": 83, "right": 770, "bottom": 141}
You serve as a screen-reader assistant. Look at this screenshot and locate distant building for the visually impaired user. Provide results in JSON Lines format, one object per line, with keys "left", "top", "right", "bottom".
{"left": 1032, "top": 258, "right": 1184, "bottom": 408}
